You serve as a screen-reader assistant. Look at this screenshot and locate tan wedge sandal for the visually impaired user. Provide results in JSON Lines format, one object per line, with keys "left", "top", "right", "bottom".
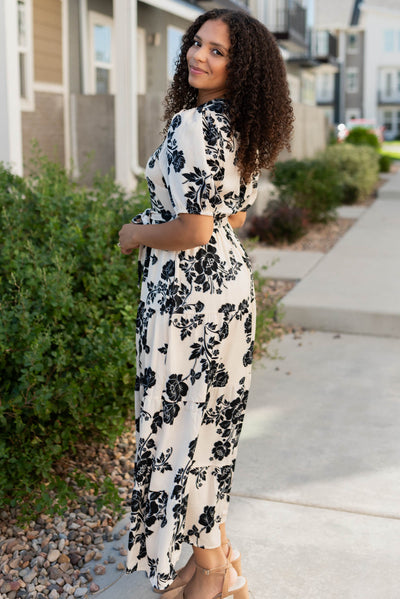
{"left": 162, "top": 558, "right": 249, "bottom": 599}
{"left": 223, "top": 540, "right": 242, "bottom": 577}
{"left": 153, "top": 541, "right": 241, "bottom": 594}
{"left": 193, "top": 559, "right": 249, "bottom": 599}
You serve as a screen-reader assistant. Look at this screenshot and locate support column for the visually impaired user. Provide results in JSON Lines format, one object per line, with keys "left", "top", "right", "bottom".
{"left": 79, "top": 0, "right": 89, "bottom": 94}
{"left": 114, "top": 0, "right": 139, "bottom": 190}
{"left": 61, "top": 0, "right": 71, "bottom": 170}
{"left": 0, "top": 0, "right": 23, "bottom": 175}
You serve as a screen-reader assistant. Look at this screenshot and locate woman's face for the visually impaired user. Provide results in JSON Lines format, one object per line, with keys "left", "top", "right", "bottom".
{"left": 186, "top": 19, "right": 230, "bottom": 105}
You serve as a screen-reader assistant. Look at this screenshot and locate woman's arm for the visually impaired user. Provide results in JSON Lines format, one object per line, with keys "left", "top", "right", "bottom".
{"left": 118, "top": 213, "right": 214, "bottom": 254}
{"left": 228, "top": 211, "right": 247, "bottom": 229}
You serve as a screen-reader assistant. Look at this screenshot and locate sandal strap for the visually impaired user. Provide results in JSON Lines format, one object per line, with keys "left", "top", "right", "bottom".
{"left": 195, "top": 559, "right": 231, "bottom": 597}
{"left": 196, "top": 560, "right": 229, "bottom": 576}
{"left": 225, "top": 543, "right": 234, "bottom": 564}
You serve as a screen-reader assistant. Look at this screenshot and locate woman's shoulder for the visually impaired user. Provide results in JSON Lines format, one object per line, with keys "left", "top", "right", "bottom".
{"left": 169, "top": 99, "right": 231, "bottom": 139}
{"left": 196, "top": 98, "right": 228, "bottom": 116}
{"left": 199, "top": 99, "right": 231, "bottom": 130}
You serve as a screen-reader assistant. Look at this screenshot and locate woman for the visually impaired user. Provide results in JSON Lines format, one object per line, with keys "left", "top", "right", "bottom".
{"left": 119, "top": 9, "right": 293, "bottom": 599}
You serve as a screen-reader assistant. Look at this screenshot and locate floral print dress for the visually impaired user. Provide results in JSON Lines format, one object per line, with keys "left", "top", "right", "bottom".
{"left": 126, "top": 98, "right": 259, "bottom": 590}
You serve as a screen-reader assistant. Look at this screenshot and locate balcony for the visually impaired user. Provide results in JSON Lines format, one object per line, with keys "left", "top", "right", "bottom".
{"left": 286, "top": 28, "right": 339, "bottom": 72}
{"left": 187, "top": 0, "right": 249, "bottom": 10}
{"left": 316, "top": 97, "right": 335, "bottom": 106}
{"left": 311, "top": 31, "right": 338, "bottom": 64}
{"left": 269, "top": 0, "right": 308, "bottom": 53}
{"left": 378, "top": 91, "right": 400, "bottom": 106}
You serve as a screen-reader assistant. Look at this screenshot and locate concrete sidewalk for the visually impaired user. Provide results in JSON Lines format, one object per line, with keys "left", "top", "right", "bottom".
{"left": 91, "top": 333, "right": 400, "bottom": 599}
{"left": 88, "top": 170, "right": 400, "bottom": 598}
{"left": 280, "top": 169, "right": 400, "bottom": 337}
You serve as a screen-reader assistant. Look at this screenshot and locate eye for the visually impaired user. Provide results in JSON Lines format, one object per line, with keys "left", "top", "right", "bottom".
{"left": 193, "top": 40, "right": 201, "bottom": 47}
{"left": 212, "top": 48, "right": 223, "bottom": 56}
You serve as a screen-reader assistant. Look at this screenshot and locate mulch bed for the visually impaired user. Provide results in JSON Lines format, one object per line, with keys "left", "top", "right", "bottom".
{"left": 273, "top": 217, "right": 354, "bottom": 253}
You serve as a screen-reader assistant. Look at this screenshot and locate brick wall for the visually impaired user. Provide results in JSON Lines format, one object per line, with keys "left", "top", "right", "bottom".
{"left": 21, "top": 92, "right": 65, "bottom": 171}
{"left": 71, "top": 94, "right": 115, "bottom": 185}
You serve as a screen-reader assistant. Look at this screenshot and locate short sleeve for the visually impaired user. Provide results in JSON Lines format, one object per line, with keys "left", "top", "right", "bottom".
{"left": 165, "top": 106, "right": 227, "bottom": 217}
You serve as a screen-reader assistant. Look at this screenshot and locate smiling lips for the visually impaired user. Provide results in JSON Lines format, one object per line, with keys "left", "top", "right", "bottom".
{"left": 190, "top": 65, "right": 207, "bottom": 75}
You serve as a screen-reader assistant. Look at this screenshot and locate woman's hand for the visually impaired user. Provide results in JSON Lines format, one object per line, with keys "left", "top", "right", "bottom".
{"left": 119, "top": 223, "right": 141, "bottom": 254}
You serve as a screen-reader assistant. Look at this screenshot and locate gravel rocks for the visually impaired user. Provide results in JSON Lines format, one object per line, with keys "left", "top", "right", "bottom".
{"left": 0, "top": 426, "right": 136, "bottom": 598}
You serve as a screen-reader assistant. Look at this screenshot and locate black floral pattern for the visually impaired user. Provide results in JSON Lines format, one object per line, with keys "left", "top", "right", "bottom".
{"left": 126, "top": 99, "right": 259, "bottom": 591}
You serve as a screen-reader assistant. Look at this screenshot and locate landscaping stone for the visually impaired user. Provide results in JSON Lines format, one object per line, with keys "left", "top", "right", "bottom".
{"left": 0, "top": 427, "right": 136, "bottom": 598}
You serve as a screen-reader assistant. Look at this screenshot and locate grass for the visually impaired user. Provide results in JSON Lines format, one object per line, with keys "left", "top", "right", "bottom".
{"left": 380, "top": 141, "right": 400, "bottom": 161}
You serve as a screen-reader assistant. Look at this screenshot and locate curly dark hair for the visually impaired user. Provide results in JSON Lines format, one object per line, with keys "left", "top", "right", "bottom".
{"left": 163, "top": 9, "right": 294, "bottom": 183}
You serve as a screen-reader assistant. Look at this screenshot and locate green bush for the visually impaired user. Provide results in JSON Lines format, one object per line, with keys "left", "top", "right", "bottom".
{"left": 271, "top": 158, "right": 341, "bottom": 222}
{"left": 379, "top": 153, "right": 393, "bottom": 173}
{"left": 323, "top": 144, "right": 379, "bottom": 202}
{"left": 345, "top": 126, "right": 380, "bottom": 149}
{"left": 247, "top": 199, "right": 309, "bottom": 244}
{"left": 0, "top": 154, "right": 148, "bottom": 509}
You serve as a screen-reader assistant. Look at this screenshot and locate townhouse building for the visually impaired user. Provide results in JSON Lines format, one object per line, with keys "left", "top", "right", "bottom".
{"left": 314, "top": 0, "right": 400, "bottom": 138}
{"left": 360, "top": 0, "right": 400, "bottom": 139}
{"left": 1, "top": 0, "right": 329, "bottom": 189}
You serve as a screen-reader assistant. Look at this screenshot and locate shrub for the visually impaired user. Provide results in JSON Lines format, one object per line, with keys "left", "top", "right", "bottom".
{"left": 323, "top": 143, "right": 379, "bottom": 202}
{"left": 0, "top": 154, "right": 148, "bottom": 509}
{"left": 345, "top": 126, "right": 380, "bottom": 149}
{"left": 379, "top": 153, "right": 392, "bottom": 173}
{"left": 271, "top": 158, "right": 341, "bottom": 222}
{"left": 339, "top": 182, "right": 359, "bottom": 205}
{"left": 247, "top": 199, "right": 309, "bottom": 244}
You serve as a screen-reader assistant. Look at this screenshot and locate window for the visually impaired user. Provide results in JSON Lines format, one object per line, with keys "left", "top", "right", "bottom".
{"left": 287, "top": 74, "right": 300, "bottom": 103}
{"left": 318, "top": 72, "right": 333, "bottom": 102}
{"left": 17, "top": 0, "right": 34, "bottom": 110}
{"left": 137, "top": 28, "right": 146, "bottom": 95}
{"left": 384, "top": 30, "right": 395, "bottom": 52}
{"left": 167, "top": 26, "right": 184, "bottom": 81}
{"left": 321, "top": 73, "right": 330, "bottom": 99}
{"left": 315, "top": 31, "right": 328, "bottom": 56}
{"left": 347, "top": 32, "right": 359, "bottom": 54}
{"left": 301, "top": 74, "right": 315, "bottom": 106}
{"left": 346, "top": 68, "right": 359, "bottom": 93}
{"left": 386, "top": 72, "right": 392, "bottom": 97}
{"left": 89, "top": 12, "right": 114, "bottom": 94}
{"left": 383, "top": 110, "right": 392, "bottom": 131}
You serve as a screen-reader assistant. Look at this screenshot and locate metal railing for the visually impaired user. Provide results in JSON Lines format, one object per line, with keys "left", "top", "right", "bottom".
{"left": 377, "top": 91, "right": 400, "bottom": 105}
{"left": 270, "top": 0, "right": 307, "bottom": 48}
{"left": 311, "top": 30, "right": 338, "bottom": 61}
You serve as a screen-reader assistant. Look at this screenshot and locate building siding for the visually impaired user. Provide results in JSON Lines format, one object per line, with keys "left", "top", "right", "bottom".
{"left": 33, "top": 0, "right": 62, "bottom": 84}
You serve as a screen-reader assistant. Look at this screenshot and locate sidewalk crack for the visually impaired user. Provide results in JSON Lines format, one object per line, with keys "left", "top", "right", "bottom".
{"left": 231, "top": 492, "right": 400, "bottom": 521}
